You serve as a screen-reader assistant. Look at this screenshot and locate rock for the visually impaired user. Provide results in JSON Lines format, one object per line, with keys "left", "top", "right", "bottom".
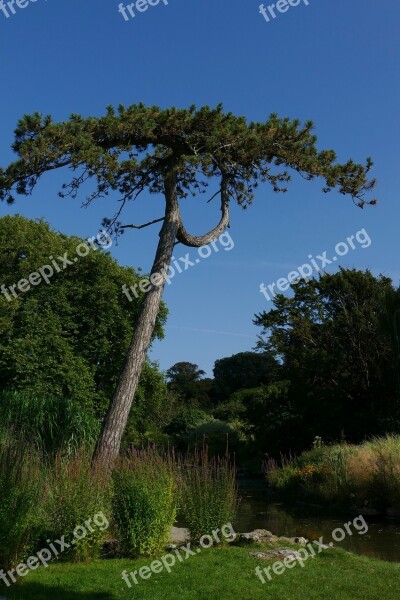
{"left": 234, "top": 529, "right": 278, "bottom": 545}
{"left": 294, "top": 537, "right": 309, "bottom": 546}
{"left": 169, "top": 527, "right": 190, "bottom": 546}
{"left": 250, "top": 547, "right": 302, "bottom": 561}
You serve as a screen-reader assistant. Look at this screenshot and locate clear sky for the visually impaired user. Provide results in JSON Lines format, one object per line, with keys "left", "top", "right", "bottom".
{"left": 1, "top": 0, "right": 399, "bottom": 376}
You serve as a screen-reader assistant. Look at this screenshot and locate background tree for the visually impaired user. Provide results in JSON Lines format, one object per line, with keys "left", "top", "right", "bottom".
{"left": 166, "top": 362, "right": 206, "bottom": 407}
{"left": 255, "top": 269, "right": 398, "bottom": 449}
{"left": 0, "top": 104, "right": 377, "bottom": 465}
{"left": 0, "top": 215, "right": 167, "bottom": 449}
{"left": 381, "top": 287, "right": 400, "bottom": 397}
{"left": 122, "top": 361, "right": 178, "bottom": 449}
{"left": 211, "top": 351, "right": 278, "bottom": 404}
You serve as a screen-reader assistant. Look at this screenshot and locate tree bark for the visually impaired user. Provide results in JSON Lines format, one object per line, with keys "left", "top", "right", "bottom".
{"left": 176, "top": 173, "right": 230, "bottom": 247}
{"left": 92, "top": 172, "right": 180, "bottom": 467}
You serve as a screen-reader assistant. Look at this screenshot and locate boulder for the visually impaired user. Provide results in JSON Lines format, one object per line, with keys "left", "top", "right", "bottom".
{"left": 234, "top": 529, "right": 279, "bottom": 545}
{"left": 250, "top": 548, "right": 302, "bottom": 561}
{"left": 168, "top": 527, "right": 190, "bottom": 546}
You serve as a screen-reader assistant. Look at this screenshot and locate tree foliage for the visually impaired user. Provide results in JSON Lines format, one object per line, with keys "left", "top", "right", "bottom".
{"left": 212, "top": 351, "right": 278, "bottom": 400}
{"left": 0, "top": 215, "right": 167, "bottom": 422}
{"left": 254, "top": 268, "right": 399, "bottom": 447}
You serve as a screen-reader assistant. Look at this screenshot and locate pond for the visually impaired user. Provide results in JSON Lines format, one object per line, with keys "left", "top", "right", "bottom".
{"left": 234, "top": 479, "right": 400, "bottom": 562}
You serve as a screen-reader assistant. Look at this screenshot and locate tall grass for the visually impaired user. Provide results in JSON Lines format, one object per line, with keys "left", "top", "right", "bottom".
{"left": 265, "top": 435, "right": 400, "bottom": 512}
{"left": 0, "top": 437, "right": 44, "bottom": 569}
{"left": 44, "top": 450, "right": 112, "bottom": 562}
{"left": 0, "top": 390, "right": 99, "bottom": 453}
{"left": 112, "top": 447, "right": 177, "bottom": 557}
{"left": 177, "top": 447, "right": 238, "bottom": 543}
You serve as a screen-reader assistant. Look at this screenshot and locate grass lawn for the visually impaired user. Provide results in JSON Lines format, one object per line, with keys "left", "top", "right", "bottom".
{"left": 2, "top": 544, "right": 400, "bottom": 600}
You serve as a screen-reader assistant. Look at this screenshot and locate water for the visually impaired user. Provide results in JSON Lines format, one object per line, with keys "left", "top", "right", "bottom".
{"left": 234, "top": 479, "right": 400, "bottom": 562}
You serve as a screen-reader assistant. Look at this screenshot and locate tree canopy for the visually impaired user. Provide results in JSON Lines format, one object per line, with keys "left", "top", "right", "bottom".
{"left": 255, "top": 268, "right": 399, "bottom": 446}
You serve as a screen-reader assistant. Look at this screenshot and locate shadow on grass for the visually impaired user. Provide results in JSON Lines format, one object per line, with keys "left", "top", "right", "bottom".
{"left": 1, "top": 582, "right": 116, "bottom": 600}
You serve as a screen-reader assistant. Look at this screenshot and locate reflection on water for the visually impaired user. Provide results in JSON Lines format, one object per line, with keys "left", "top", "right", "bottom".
{"left": 234, "top": 479, "right": 400, "bottom": 563}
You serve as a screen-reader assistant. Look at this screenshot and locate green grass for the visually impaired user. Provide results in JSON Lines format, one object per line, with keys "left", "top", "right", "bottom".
{"left": 2, "top": 544, "right": 400, "bottom": 600}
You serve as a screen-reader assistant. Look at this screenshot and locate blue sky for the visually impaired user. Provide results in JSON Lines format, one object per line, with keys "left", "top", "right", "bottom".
{"left": 1, "top": 0, "right": 399, "bottom": 376}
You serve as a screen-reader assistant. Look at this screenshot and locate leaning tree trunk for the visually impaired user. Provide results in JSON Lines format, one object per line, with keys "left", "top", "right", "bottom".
{"left": 92, "top": 170, "right": 230, "bottom": 468}
{"left": 92, "top": 174, "right": 179, "bottom": 467}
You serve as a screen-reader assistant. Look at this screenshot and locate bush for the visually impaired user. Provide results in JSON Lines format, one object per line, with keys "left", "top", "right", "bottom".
{"left": 177, "top": 447, "right": 238, "bottom": 543}
{"left": 186, "top": 419, "right": 240, "bottom": 456}
{"left": 164, "top": 408, "right": 212, "bottom": 439}
{"left": 44, "top": 450, "right": 111, "bottom": 562}
{"left": 112, "top": 448, "right": 177, "bottom": 557}
{"left": 0, "top": 437, "right": 44, "bottom": 569}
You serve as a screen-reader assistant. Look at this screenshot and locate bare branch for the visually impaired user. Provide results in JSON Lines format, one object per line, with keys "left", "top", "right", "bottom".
{"left": 120, "top": 217, "right": 165, "bottom": 230}
{"left": 206, "top": 189, "right": 222, "bottom": 204}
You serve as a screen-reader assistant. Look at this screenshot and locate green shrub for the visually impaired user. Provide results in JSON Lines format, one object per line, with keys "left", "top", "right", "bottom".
{"left": 177, "top": 447, "right": 238, "bottom": 543}
{"left": 164, "top": 409, "right": 212, "bottom": 438}
{"left": 112, "top": 448, "right": 177, "bottom": 557}
{"left": 0, "top": 438, "right": 44, "bottom": 569}
{"left": 186, "top": 420, "right": 240, "bottom": 456}
{"left": 44, "top": 450, "right": 111, "bottom": 562}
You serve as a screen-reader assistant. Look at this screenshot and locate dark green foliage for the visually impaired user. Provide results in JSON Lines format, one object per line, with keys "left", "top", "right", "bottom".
{"left": 164, "top": 408, "right": 212, "bottom": 442}
{"left": 380, "top": 287, "right": 400, "bottom": 397}
{"left": 0, "top": 215, "right": 167, "bottom": 420}
{"left": 215, "top": 382, "right": 294, "bottom": 455}
{"left": 112, "top": 448, "right": 177, "bottom": 557}
{"left": 212, "top": 351, "right": 278, "bottom": 400}
{"left": 123, "top": 362, "right": 178, "bottom": 449}
{"left": 255, "top": 269, "right": 399, "bottom": 451}
{"left": 166, "top": 362, "right": 207, "bottom": 408}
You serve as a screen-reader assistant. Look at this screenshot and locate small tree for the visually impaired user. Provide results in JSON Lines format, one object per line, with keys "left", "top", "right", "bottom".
{"left": 0, "top": 104, "right": 377, "bottom": 466}
{"left": 166, "top": 362, "right": 206, "bottom": 407}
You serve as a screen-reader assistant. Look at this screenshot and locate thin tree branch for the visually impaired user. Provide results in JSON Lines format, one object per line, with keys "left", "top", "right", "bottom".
{"left": 120, "top": 217, "right": 165, "bottom": 230}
